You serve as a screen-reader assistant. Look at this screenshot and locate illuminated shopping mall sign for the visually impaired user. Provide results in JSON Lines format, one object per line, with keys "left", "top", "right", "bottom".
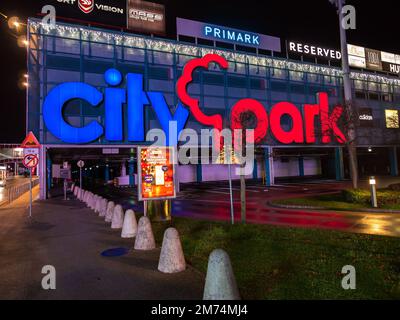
{"left": 288, "top": 41, "right": 342, "bottom": 60}
{"left": 42, "top": 54, "right": 346, "bottom": 145}
{"left": 348, "top": 44, "right": 400, "bottom": 74}
{"left": 176, "top": 18, "right": 281, "bottom": 52}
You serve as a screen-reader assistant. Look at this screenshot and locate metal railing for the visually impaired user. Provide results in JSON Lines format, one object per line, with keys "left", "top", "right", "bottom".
{"left": 5, "top": 179, "right": 39, "bottom": 204}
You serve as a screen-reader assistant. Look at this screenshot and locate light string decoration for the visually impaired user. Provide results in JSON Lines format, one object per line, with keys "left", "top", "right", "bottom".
{"left": 29, "top": 19, "right": 400, "bottom": 87}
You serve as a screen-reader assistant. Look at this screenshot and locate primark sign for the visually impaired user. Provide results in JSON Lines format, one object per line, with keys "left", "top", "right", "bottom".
{"left": 176, "top": 18, "right": 281, "bottom": 52}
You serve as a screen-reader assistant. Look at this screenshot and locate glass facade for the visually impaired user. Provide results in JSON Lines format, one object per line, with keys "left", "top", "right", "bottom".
{"left": 27, "top": 19, "right": 400, "bottom": 147}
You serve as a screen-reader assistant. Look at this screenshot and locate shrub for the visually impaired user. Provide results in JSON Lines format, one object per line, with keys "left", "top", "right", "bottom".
{"left": 342, "top": 188, "right": 400, "bottom": 206}
{"left": 388, "top": 183, "right": 400, "bottom": 191}
{"left": 342, "top": 189, "right": 370, "bottom": 205}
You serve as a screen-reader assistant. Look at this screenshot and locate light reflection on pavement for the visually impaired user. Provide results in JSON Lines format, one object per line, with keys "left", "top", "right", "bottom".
{"left": 90, "top": 180, "right": 400, "bottom": 238}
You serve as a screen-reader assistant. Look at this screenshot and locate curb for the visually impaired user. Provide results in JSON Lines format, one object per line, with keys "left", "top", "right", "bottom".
{"left": 267, "top": 202, "right": 325, "bottom": 210}
{"left": 267, "top": 201, "right": 400, "bottom": 214}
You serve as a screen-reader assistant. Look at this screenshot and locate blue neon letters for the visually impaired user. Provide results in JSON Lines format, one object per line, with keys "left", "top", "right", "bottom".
{"left": 43, "top": 82, "right": 104, "bottom": 144}
{"left": 43, "top": 69, "right": 189, "bottom": 145}
{"left": 204, "top": 25, "right": 260, "bottom": 46}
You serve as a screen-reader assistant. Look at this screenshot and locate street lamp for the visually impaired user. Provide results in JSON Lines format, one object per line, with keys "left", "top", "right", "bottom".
{"left": 369, "top": 176, "right": 378, "bottom": 208}
{"left": 329, "top": 0, "right": 359, "bottom": 189}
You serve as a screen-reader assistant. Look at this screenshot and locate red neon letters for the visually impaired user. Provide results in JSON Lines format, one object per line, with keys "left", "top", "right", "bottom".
{"left": 176, "top": 54, "right": 228, "bottom": 132}
{"left": 177, "top": 53, "right": 346, "bottom": 144}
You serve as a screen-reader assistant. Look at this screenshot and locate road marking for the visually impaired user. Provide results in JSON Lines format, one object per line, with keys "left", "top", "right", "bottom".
{"left": 206, "top": 190, "right": 231, "bottom": 195}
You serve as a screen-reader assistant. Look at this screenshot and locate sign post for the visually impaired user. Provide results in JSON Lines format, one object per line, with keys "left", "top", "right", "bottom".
{"left": 21, "top": 132, "right": 41, "bottom": 219}
{"left": 22, "top": 154, "right": 39, "bottom": 218}
{"left": 77, "top": 160, "right": 85, "bottom": 191}
{"left": 60, "top": 164, "right": 70, "bottom": 201}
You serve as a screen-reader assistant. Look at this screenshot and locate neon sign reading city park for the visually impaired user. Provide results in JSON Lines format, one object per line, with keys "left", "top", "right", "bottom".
{"left": 42, "top": 54, "right": 346, "bottom": 145}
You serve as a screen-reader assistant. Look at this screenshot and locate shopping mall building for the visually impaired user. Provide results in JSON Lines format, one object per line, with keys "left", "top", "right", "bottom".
{"left": 25, "top": 14, "right": 400, "bottom": 199}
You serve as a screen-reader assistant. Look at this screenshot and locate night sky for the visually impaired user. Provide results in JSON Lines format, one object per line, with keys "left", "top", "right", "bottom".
{"left": 0, "top": 0, "right": 398, "bottom": 143}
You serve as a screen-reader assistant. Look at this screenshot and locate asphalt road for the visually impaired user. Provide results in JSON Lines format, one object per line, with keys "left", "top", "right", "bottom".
{"left": 0, "top": 187, "right": 204, "bottom": 300}
{"left": 91, "top": 180, "right": 400, "bottom": 238}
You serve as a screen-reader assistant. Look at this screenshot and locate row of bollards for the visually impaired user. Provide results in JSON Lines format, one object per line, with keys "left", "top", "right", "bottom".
{"left": 70, "top": 184, "right": 240, "bottom": 300}
{"left": 71, "top": 185, "right": 185, "bottom": 272}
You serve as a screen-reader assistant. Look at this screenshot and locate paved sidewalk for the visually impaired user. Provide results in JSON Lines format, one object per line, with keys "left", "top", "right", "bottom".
{"left": 0, "top": 188, "right": 204, "bottom": 300}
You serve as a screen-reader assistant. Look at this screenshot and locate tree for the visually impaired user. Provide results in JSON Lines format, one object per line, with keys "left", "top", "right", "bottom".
{"left": 231, "top": 110, "right": 258, "bottom": 224}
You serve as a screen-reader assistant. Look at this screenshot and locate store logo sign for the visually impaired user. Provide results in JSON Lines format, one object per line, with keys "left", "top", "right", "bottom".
{"left": 204, "top": 25, "right": 260, "bottom": 46}
{"left": 42, "top": 55, "right": 346, "bottom": 145}
{"left": 177, "top": 54, "right": 346, "bottom": 145}
{"left": 288, "top": 41, "right": 342, "bottom": 60}
{"left": 42, "top": 69, "right": 189, "bottom": 144}
{"left": 78, "top": 0, "right": 94, "bottom": 14}
{"left": 129, "top": 8, "right": 163, "bottom": 22}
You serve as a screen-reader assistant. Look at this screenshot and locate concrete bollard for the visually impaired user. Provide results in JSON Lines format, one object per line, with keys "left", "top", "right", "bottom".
{"left": 121, "top": 209, "right": 137, "bottom": 238}
{"left": 111, "top": 205, "right": 124, "bottom": 229}
{"left": 134, "top": 216, "right": 156, "bottom": 251}
{"left": 83, "top": 191, "right": 88, "bottom": 203}
{"left": 158, "top": 228, "right": 186, "bottom": 274}
{"left": 95, "top": 196, "right": 102, "bottom": 213}
{"left": 91, "top": 195, "right": 98, "bottom": 210}
{"left": 87, "top": 192, "right": 92, "bottom": 205}
{"left": 87, "top": 193, "right": 93, "bottom": 207}
{"left": 73, "top": 187, "right": 78, "bottom": 197}
{"left": 203, "top": 249, "right": 240, "bottom": 300}
{"left": 99, "top": 199, "right": 108, "bottom": 217}
{"left": 89, "top": 193, "right": 95, "bottom": 208}
{"left": 105, "top": 201, "right": 115, "bottom": 223}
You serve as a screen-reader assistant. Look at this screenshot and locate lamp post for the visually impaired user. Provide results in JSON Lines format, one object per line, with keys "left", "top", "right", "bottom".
{"left": 369, "top": 176, "right": 377, "bottom": 208}
{"left": 329, "top": 0, "right": 359, "bottom": 189}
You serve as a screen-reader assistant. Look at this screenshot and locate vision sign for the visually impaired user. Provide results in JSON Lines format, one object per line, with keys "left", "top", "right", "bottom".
{"left": 42, "top": 54, "right": 346, "bottom": 145}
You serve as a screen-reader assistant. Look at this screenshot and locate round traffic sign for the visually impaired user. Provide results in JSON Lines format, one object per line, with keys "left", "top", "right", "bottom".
{"left": 77, "top": 160, "right": 85, "bottom": 168}
{"left": 23, "top": 154, "right": 39, "bottom": 169}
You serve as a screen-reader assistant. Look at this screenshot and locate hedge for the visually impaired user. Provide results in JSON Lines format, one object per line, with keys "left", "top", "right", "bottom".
{"left": 342, "top": 188, "right": 400, "bottom": 206}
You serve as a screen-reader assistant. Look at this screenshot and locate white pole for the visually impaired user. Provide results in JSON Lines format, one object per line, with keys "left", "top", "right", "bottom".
{"left": 79, "top": 166, "right": 82, "bottom": 190}
{"left": 64, "top": 179, "right": 67, "bottom": 201}
{"left": 337, "top": 0, "right": 352, "bottom": 103}
{"left": 29, "top": 169, "right": 32, "bottom": 218}
{"left": 228, "top": 163, "right": 234, "bottom": 225}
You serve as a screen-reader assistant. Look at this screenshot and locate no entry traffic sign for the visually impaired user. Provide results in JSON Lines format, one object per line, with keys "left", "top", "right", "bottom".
{"left": 23, "top": 154, "right": 39, "bottom": 170}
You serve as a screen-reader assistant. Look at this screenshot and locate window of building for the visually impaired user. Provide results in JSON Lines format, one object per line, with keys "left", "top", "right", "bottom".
{"left": 203, "top": 73, "right": 224, "bottom": 86}
{"left": 271, "top": 81, "right": 288, "bottom": 92}
{"left": 355, "top": 90, "right": 367, "bottom": 100}
{"left": 368, "top": 92, "right": 380, "bottom": 101}
{"left": 382, "top": 93, "right": 393, "bottom": 102}
{"left": 227, "top": 75, "right": 247, "bottom": 88}
{"left": 385, "top": 110, "right": 400, "bottom": 129}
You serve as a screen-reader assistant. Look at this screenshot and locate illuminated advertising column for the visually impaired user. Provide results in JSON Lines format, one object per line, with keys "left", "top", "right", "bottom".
{"left": 138, "top": 147, "right": 176, "bottom": 221}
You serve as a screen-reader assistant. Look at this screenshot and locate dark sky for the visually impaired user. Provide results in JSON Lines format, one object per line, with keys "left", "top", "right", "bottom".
{"left": 0, "top": 0, "right": 398, "bottom": 143}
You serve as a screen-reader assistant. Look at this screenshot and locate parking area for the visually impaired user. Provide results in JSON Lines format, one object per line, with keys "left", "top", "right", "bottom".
{"left": 85, "top": 179, "right": 400, "bottom": 238}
